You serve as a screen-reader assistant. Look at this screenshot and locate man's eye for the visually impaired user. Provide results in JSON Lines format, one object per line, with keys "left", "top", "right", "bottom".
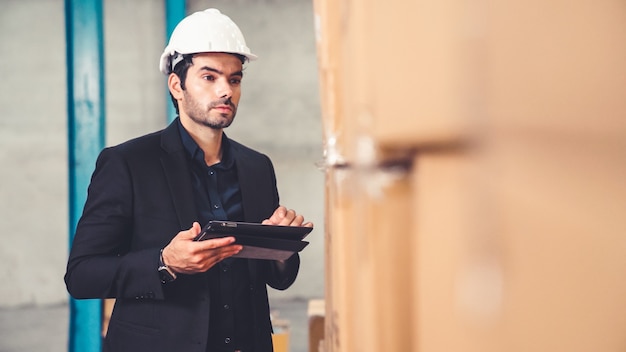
{"left": 203, "top": 75, "right": 215, "bottom": 81}
{"left": 230, "top": 79, "right": 241, "bottom": 85}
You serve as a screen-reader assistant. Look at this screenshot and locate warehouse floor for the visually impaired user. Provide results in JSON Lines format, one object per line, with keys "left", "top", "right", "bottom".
{"left": 0, "top": 297, "right": 312, "bottom": 352}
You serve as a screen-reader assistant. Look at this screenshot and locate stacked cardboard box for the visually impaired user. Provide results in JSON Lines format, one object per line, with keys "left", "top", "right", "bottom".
{"left": 313, "top": 0, "right": 626, "bottom": 351}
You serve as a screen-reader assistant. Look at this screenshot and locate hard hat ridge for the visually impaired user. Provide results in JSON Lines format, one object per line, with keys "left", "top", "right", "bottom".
{"left": 159, "top": 8, "right": 258, "bottom": 75}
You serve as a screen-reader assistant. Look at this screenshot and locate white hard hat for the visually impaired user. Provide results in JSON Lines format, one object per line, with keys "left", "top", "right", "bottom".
{"left": 159, "top": 8, "right": 257, "bottom": 75}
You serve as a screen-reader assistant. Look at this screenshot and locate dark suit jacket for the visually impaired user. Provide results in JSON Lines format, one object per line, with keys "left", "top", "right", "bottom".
{"left": 65, "top": 119, "right": 300, "bottom": 352}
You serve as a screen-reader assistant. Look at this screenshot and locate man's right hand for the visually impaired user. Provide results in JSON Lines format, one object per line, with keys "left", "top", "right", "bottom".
{"left": 161, "top": 222, "right": 242, "bottom": 275}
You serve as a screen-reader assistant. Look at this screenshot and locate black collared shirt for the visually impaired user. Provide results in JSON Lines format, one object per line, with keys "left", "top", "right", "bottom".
{"left": 178, "top": 121, "right": 254, "bottom": 352}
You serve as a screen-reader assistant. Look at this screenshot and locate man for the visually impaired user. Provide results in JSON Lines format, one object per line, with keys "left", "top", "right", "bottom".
{"left": 65, "top": 8, "right": 312, "bottom": 352}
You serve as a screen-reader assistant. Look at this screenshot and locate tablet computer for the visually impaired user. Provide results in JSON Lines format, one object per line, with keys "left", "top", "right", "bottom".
{"left": 196, "top": 233, "right": 309, "bottom": 260}
{"left": 194, "top": 221, "right": 313, "bottom": 242}
{"left": 193, "top": 221, "right": 313, "bottom": 260}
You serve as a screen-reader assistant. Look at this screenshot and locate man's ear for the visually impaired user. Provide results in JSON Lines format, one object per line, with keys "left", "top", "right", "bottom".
{"left": 168, "top": 73, "right": 183, "bottom": 100}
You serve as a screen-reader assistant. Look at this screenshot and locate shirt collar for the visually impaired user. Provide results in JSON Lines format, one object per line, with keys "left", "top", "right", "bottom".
{"left": 177, "top": 119, "right": 235, "bottom": 170}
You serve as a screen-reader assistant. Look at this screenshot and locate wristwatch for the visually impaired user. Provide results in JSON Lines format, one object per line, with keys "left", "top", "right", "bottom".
{"left": 158, "top": 248, "right": 177, "bottom": 284}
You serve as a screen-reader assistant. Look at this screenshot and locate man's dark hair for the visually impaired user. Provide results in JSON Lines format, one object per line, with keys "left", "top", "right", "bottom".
{"left": 169, "top": 53, "right": 247, "bottom": 115}
{"left": 169, "top": 54, "right": 194, "bottom": 115}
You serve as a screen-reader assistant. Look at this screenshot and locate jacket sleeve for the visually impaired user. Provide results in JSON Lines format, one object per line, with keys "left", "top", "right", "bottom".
{"left": 265, "top": 254, "right": 300, "bottom": 290}
{"left": 64, "top": 147, "right": 166, "bottom": 300}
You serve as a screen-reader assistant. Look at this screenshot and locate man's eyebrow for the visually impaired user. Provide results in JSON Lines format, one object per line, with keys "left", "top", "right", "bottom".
{"left": 198, "top": 66, "right": 243, "bottom": 77}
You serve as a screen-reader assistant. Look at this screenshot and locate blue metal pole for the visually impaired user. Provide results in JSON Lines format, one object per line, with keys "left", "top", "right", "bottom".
{"left": 66, "top": 0, "right": 105, "bottom": 351}
{"left": 165, "top": 0, "right": 186, "bottom": 123}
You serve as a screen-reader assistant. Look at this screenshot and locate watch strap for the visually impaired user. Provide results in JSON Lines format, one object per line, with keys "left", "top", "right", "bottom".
{"left": 158, "top": 248, "right": 177, "bottom": 283}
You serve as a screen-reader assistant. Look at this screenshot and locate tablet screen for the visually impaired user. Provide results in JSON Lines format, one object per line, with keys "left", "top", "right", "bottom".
{"left": 194, "top": 221, "right": 313, "bottom": 242}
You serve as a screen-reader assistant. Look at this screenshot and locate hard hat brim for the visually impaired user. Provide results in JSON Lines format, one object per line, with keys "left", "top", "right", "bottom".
{"left": 159, "top": 49, "right": 257, "bottom": 75}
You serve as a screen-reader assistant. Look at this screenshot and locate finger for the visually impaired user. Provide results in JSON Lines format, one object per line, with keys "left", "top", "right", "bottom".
{"left": 302, "top": 221, "right": 314, "bottom": 228}
{"left": 267, "top": 206, "right": 287, "bottom": 224}
{"left": 283, "top": 214, "right": 304, "bottom": 226}
{"left": 198, "top": 236, "right": 237, "bottom": 250}
{"left": 188, "top": 243, "right": 243, "bottom": 271}
{"left": 191, "top": 222, "right": 201, "bottom": 235}
{"left": 219, "top": 244, "right": 243, "bottom": 259}
{"left": 277, "top": 209, "right": 296, "bottom": 226}
{"left": 201, "top": 245, "right": 243, "bottom": 270}
{"left": 179, "top": 222, "right": 202, "bottom": 240}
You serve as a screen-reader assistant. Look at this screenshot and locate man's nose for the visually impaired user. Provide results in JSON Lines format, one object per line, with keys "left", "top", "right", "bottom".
{"left": 216, "top": 79, "right": 232, "bottom": 99}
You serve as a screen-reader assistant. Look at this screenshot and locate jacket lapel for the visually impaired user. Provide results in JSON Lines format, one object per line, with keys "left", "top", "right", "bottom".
{"left": 234, "top": 147, "right": 264, "bottom": 223}
{"left": 160, "top": 120, "right": 198, "bottom": 229}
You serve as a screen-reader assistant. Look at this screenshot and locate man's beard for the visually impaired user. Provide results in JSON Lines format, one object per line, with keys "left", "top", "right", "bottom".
{"left": 183, "top": 92, "right": 237, "bottom": 129}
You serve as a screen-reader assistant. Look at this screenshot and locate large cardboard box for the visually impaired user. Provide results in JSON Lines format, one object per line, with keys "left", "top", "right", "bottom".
{"left": 316, "top": 0, "right": 626, "bottom": 351}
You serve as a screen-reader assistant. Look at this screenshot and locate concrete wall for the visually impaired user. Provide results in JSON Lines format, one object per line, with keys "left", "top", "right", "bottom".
{"left": 0, "top": 0, "right": 323, "bottom": 307}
